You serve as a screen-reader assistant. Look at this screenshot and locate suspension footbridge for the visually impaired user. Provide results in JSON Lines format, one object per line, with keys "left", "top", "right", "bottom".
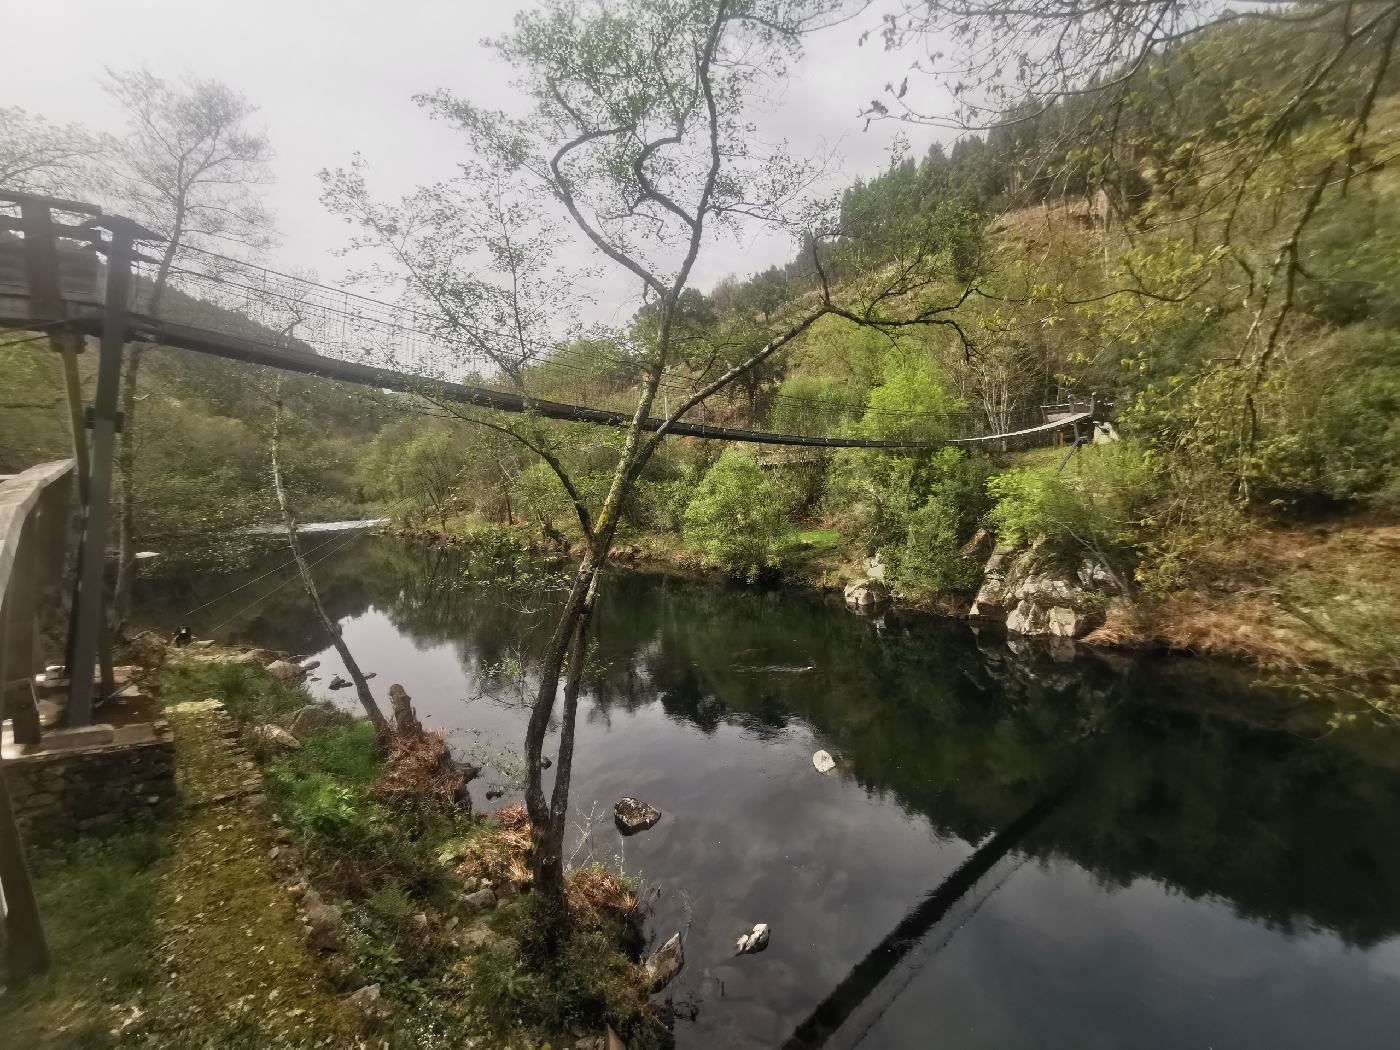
{"left": 0, "top": 190, "right": 1103, "bottom": 729}
{"left": 0, "top": 189, "right": 1104, "bottom": 995}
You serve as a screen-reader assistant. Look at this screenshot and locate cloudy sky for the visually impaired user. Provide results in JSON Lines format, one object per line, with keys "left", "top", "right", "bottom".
{"left": 3, "top": 1, "right": 950, "bottom": 323}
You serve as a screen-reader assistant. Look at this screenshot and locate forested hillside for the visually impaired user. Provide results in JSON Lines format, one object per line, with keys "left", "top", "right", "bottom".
{"left": 4, "top": 7, "right": 1397, "bottom": 680}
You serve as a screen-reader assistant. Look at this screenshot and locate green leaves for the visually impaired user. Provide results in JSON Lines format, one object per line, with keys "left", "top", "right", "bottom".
{"left": 683, "top": 447, "right": 795, "bottom": 580}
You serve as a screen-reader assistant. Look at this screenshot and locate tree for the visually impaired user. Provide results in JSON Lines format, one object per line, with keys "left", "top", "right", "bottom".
{"left": 105, "top": 68, "right": 274, "bottom": 627}
{"left": 684, "top": 448, "right": 795, "bottom": 579}
{"left": 270, "top": 384, "right": 392, "bottom": 741}
{"left": 325, "top": 0, "right": 983, "bottom": 927}
{"left": 867, "top": 0, "right": 1400, "bottom": 488}
{"left": 0, "top": 107, "right": 98, "bottom": 194}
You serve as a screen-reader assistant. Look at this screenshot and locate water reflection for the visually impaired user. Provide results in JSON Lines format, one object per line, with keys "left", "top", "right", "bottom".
{"left": 136, "top": 537, "right": 1400, "bottom": 1049}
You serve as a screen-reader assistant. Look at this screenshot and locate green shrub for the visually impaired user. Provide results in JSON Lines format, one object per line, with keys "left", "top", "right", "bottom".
{"left": 683, "top": 448, "right": 796, "bottom": 581}
{"left": 988, "top": 441, "right": 1156, "bottom": 563}
{"left": 460, "top": 893, "right": 658, "bottom": 1048}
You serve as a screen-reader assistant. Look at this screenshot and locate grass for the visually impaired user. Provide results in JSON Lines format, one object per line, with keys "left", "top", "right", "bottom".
{"left": 796, "top": 527, "right": 842, "bottom": 550}
{"left": 0, "top": 828, "right": 167, "bottom": 1046}
{"left": 154, "top": 660, "right": 308, "bottom": 724}
{"left": 0, "top": 701, "right": 358, "bottom": 1049}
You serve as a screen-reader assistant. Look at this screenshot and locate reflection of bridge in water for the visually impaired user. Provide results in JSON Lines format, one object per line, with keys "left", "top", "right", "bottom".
{"left": 783, "top": 786, "right": 1071, "bottom": 1049}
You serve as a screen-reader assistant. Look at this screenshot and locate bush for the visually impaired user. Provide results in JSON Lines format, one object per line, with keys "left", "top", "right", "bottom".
{"left": 683, "top": 448, "right": 796, "bottom": 581}
{"left": 988, "top": 441, "right": 1156, "bottom": 564}
{"left": 879, "top": 448, "right": 992, "bottom": 597}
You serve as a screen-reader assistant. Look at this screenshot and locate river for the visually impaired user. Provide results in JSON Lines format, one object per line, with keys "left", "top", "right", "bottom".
{"left": 135, "top": 535, "right": 1400, "bottom": 1049}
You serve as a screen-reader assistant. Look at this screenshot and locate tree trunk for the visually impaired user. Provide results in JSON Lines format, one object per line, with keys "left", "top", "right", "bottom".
{"left": 270, "top": 390, "right": 392, "bottom": 743}
{"left": 521, "top": 359, "right": 667, "bottom": 911}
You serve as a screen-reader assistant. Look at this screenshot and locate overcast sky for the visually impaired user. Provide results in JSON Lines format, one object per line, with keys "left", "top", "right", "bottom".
{"left": 3, "top": 1, "right": 950, "bottom": 324}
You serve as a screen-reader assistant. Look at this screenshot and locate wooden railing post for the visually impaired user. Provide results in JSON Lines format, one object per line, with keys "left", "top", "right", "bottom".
{"left": 1, "top": 519, "right": 42, "bottom": 746}
{"left": 0, "top": 462, "right": 72, "bottom": 983}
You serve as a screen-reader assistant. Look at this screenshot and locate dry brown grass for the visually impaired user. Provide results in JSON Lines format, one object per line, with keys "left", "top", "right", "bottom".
{"left": 1083, "top": 518, "right": 1400, "bottom": 676}
{"left": 565, "top": 866, "right": 639, "bottom": 933}
{"left": 373, "top": 730, "right": 466, "bottom": 809}
{"left": 456, "top": 803, "right": 533, "bottom": 888}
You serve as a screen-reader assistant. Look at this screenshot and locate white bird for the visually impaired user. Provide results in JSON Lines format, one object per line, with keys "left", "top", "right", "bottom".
{"left": 735, "top": 922, "right": 770, "bottom": 954}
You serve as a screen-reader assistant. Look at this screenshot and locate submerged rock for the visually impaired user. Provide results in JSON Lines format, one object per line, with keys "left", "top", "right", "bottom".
{"left": 812, "top": 749, "right": 836, "bottom": 774}
{"left": 644, "top": 932, "right": 684, "bottom": 991}
{"left": 614, "top": 796, "right": 662, "bottom": 834}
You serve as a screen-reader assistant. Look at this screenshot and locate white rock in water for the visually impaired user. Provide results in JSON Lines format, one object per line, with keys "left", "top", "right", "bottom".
{"left": 812, "top": 749, "right": 836, "bottom": 773}
{"left": 735, "top": 922, "right": 770, "bottom": 954}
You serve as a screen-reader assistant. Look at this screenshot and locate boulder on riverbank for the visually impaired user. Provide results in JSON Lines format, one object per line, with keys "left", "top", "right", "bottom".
{"left": 286, "top": 703, "right": 354, "bottom": 741}
{"left": 969, "top": 543, "right": 1126, "bottom": 641}
{"left": 614, "top": 797, "right": 662, "bottom": 835}
{"left": 644, "top": 933, "right": 684, "bottom": 991}
{"left": 246, "top": 723, "right": 303, "bottom": 756}
{"left": 264, "top": 659, "right": 307, "bottom": 683}
{"left": 843, "top": 578, "right": 890, "bottom": 610}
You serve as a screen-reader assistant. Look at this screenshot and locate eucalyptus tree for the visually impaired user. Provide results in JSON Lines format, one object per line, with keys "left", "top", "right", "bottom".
{"left": 103, "top": 68, "right": 274, "bottom": 626}
{"left": 325, "top": 0, "right": 984, "bottom": 923}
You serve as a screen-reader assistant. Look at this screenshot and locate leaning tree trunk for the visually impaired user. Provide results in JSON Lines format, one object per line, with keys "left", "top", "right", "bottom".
{"left": 520, "top": 356, "right": 669, "bottom": 912}
{"left": 270, "top": 390, "right": 392, "bottom": 742}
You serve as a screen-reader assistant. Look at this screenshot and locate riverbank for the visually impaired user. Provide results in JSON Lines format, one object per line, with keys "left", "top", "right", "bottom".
{"left": 2, "top": 650, "right": 665, "bottom": 1049}
{"left": 0, "top": 692, "right": 361, "bottom": 1047}
{"left": 392, "top": 513, "right": 1400, "bottom": 710}
{"left": 155, "top": 652, "right": 664, "bottom": 1048}
{"left": 121, "top": 539, "right": 1400, "bottom": 1048}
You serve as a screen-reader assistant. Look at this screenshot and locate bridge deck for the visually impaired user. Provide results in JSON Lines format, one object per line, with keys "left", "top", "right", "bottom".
{"left": 66, "top": 314, "right": 1094, "bottom": 451}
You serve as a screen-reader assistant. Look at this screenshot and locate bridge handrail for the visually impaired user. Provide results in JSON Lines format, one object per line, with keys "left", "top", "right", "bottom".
{"left": 0, "top": 460, "right": 76, "bottom": 745}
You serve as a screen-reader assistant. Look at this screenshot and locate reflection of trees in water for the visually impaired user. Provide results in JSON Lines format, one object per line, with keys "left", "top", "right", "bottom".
{"left": 590, "top": 574, "right": 1400, "bottom": 948}
{"left": 140, "top": 541, "right": 1400, "bottom": 947}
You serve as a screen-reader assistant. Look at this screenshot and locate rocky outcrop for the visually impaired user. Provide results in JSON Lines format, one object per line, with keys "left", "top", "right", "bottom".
{"left": 970, "top": 543, "right": 1125, "bottom": 641}
{"left": 843, "top": 578, "right": 890, "bottom": 609}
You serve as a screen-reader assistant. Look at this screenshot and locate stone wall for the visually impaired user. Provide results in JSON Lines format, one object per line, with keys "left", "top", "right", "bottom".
{"left": 4, "top": 723, "right": 176, "bottom": 840}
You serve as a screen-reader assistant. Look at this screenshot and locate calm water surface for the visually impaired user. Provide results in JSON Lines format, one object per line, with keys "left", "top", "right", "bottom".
{"left": 137, "top": 537, "right": 1400, "bottom": 1049}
